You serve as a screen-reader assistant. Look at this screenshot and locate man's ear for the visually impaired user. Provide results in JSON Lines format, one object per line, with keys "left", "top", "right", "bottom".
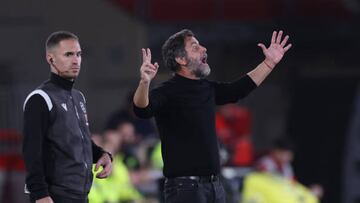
{"left": 175, "top": 56, "right": 187, "bottom": 66}
{"left": 46, "top": 53, "right": 54, "bottom": 65}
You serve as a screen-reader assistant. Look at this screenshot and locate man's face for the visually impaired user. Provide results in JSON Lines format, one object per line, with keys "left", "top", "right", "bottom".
{"left": 104, "top": 130, "right": 123, "bottom": 152}
{"left": 183, "top": 36, "right": 210, "bottom": 78}
{"left": 48, "top": 39, "right": 82, "bottom": 80}
{"left": 118, "top": 122, "right": 136, "bottom": 144}
{"left": 274, "top": 149, "right": 294, "bottom": 164}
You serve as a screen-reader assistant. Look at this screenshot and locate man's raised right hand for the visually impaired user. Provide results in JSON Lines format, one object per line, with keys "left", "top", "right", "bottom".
{"left": 140, "top": 48, "right": 159, "bottom": 83}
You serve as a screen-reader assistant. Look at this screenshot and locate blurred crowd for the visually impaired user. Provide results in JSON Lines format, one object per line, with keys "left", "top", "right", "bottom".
{"left": 0, "top": 94, "right": 323, "bottom": 203}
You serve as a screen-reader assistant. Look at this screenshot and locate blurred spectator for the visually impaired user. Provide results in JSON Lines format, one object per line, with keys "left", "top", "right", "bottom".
{"left": 106, "top": 113, "right": 162, "bottom": 199}
{"left": 149, "top": 142, "right": 165, "bottom": 202}
{"left": 150, "top": 142, "right": 163, "bottom": 170}
{"left": 0, "top": 129, "right": 27, "bottom": 203}
{"left": 89, "top": 125, "right": 143, "bottom": 203}
{"left": 216, "top": 104, "right": 254, "bottom": 166}
{"left": 255, "top": 137, "right": 324, "bottom": 199}
{"left": 105, "top": 113, "right": 144, "bottom": 170}
{"left": 241, "top": 172, "right": 319, "bottom": 203}
{"left": 256, "top": 137, "right": 295, "bottom": 180}
{"left": 107, "top": 91, "right": 157, "bottom": 139}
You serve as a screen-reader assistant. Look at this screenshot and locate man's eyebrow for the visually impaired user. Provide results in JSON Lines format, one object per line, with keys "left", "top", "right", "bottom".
{"left": 64, "top": 50, "right": 82, "bottom": 54}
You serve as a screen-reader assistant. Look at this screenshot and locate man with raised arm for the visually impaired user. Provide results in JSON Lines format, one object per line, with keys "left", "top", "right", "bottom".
{"left": 133, "top": 29, "right": 291, "bottom": 203}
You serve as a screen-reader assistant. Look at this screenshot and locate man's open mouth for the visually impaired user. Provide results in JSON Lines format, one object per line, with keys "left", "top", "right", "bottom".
{"left": 201, "top": 54, "right": 207, "bottom": 64}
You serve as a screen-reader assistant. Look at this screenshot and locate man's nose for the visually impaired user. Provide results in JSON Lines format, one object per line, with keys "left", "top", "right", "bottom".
{"left": 73, "top": 57, "right": 80, "bottom": 64}
{"left": 202, "top": 46, "right": 207, "bottom": 52}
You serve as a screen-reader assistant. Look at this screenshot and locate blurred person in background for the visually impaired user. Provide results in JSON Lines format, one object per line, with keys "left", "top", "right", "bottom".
{"left": 105, "top": 114, "right": 161, "bottom": 199}
{"left": 107, "top": 91, "right": 157, "bottom": 139}
{"left": 133, "top": 29, "right": 292, "bottom": 203}
{"left": 22, "top": 31, "right": 112, "bottom": 203}
{"left": 255, "top": 137, "right": 324, "bottom": 199}
{"left": 256, "top": 137, "right": 296, "bottom": 180}
{"left": 216, "top": 104, "right": 254, "bottom": 166}
{"left": 105, "top": 113, "right": 150, "bottom": 172}
{"left": 89, "top": 119, "right": 146, "bottom": 203}
{"left": 0, "top": 130, "right": 27, "bottom": 203}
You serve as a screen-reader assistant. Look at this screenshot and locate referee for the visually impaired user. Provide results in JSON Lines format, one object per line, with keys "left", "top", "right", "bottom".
{"left": 22, "top": 31, "right": 112, "bottom": 203}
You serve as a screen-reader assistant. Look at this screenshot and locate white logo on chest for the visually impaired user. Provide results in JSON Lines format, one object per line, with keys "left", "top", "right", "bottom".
{"left": 61, "top": 103, "right": 68, "bottom": 111}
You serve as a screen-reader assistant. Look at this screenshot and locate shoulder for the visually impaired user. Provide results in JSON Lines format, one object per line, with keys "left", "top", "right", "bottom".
{"left": 257, "top": 156, "right": 276, "bottom": 169}
{"left": 205, "top": 79, "right": 219, "bottom": 85}
{"left": 153, "top": 76, "right": 187, "bottom": 91}
{"left": 151, "top": 80, "right": 172, "bottom": 94}
{"left": 23, "top": 89, "right": 53, "bottom": 111}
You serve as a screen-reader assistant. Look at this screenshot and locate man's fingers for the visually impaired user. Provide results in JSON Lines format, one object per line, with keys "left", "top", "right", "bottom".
{"left": 104, "top": 164, "right": 112, "bottom": 175}
{"left": 142, "top": 62, "right": 157, "bottom": 72}
{"left": 284, "top": 43, "right": 292, "bottom": 52}
{"left": 141, "top": 48, "right": 147, "bottom": 63}
{"left": 96, "top": 171, "right": 106, "bottom": 178}
{"left": 142, "top": 48, "right": 153, "bottom": 63}
{"left": 94, "top": 161, "right": 101, "bottom": 172}
{"left": 144, "top": 69, "right": 156, "bottom": 75}
{"left": 276, "top": 30, "right": 283, "bottom": 44}
{"left": 96, "top": 169, "right": 106, "bottom": 178}
{"left": 257, "top": 43, "right": 267, "bottom": 52}
{"left": 95, "top": 154, "right": 112, "bottom": 179}
{"left": 96, "top": 164, "right": 111, "bottom": 178}
{"left": 142, "top": 64, "right": 156, "bottom": 74}
{"left": 271, "top": 31, "right": 277, "bottom": 44}
{"left": 280, "top": 35, "right": 289, "bottom": 47}
{"left": 147, "top": 48, "right": 151, "bottom": 62}
{"left": 149, "top": 63, "right": 158, "bottom": 71}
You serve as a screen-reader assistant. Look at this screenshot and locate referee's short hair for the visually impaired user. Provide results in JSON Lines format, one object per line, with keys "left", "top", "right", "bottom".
{"left": 46, "top": 31, "right": 79, "bottom": 51}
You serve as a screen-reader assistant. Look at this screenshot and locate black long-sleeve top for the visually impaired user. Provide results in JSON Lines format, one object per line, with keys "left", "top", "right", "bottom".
{"left": 133, "top": 74, "right": 257, "bottom": 177}
{"left": 22, "top": 73, "right": 105, "bottom": 200}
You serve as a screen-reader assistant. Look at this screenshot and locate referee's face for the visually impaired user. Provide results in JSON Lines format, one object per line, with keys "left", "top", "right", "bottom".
{"left": 49, "top": 39, "right": 82, "bottom": 80}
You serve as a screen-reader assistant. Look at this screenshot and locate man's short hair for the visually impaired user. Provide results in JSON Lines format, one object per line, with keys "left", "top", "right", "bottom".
{"left": 273, "top": 137, "right": 295, "bottom": 151}
{"left": 104, "top": 111, "right": 134, "bottom": 131}
{"left": 46, "top": 31, "right": 79, "bottom": 51}
{"left": 161, "top": 29, "right": 194, "bottom": 72}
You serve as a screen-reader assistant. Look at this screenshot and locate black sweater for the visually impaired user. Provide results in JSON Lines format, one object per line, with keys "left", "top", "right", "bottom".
{"left": 133, "top": 74, "right": 257, "bottom": 177}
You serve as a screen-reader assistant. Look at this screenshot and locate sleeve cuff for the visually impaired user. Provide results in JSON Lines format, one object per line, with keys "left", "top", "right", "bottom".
{"left": 29, "top": 188, "right": 49, "bottom": 202}
{"left": 92, "top": 142, "right": 105, "bottom": 162}
{"left": 132, "top": 103, "right": 153, "bottom": 118}
{"left": 243, "top": 75, "right": 258, "bottom": 89}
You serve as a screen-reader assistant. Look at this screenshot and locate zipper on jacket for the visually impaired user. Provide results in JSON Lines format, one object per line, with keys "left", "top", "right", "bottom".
{"left": 71, "top": 94, "right": 90, "bottom": 193}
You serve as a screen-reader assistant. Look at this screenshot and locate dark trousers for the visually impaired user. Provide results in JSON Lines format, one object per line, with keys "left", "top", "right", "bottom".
{"left": 164, "top": 177, "right": 226, "bottom": 203}
{"left": 30, "top": 193, "right": 88, "bottom": 203}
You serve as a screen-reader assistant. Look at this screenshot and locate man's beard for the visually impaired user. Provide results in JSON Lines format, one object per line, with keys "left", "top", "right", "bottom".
{"left": 187, "top": 58, "right": 211, "bottom": 79}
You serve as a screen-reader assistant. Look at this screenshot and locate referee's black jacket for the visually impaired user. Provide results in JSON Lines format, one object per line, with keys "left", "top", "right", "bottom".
{"left": 22, "top": 73, "right": 105, "bottom": 201}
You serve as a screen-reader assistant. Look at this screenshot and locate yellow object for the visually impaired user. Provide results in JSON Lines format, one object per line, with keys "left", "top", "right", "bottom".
{"left": 88, "top": 154, "right": 143, "bottom": 203}
{"left": 242, "top": 172, "right": 319, "bottom": 203}
{"left": 151, "top": 142, "right": 163, "bottom": 169}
